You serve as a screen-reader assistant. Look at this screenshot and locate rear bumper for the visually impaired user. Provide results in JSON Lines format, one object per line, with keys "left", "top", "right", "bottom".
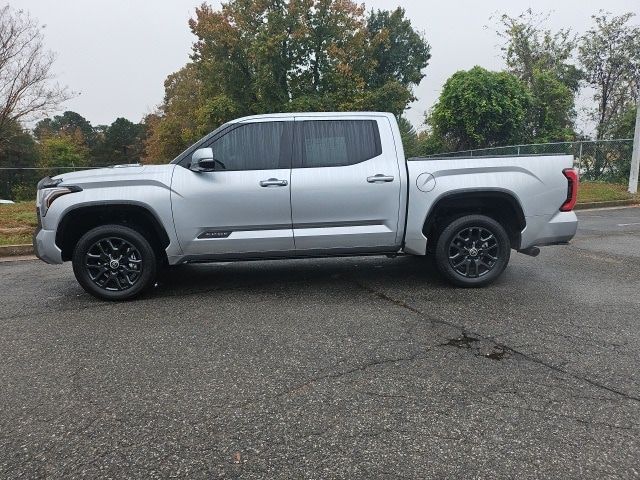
{"left": 32, "top": 227, "right": 63, "bottom": 264}
{"left": 520, "top": 211, "right": 578, "bottom": 249}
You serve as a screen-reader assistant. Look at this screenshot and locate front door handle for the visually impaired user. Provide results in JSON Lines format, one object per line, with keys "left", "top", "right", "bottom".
{"left": 260, "top": 178, "right": 288, "bottom": 187}
{"left": 367, "top": 174, "right": 394, "bottom": 183}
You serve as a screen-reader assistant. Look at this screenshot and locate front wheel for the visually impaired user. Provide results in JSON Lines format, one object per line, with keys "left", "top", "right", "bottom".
{"left": 72, "top": 225, "right": 157, "bottom": 300}
{"left": 434, "top": 215, "right": 511, "bottom": 287}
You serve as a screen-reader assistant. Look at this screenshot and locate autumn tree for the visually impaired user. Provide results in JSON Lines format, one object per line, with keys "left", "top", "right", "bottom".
{"left": 144, "top": 0, "right": 430, "bottom": 163}
{"left": 579, "top": 12, "right": 640, "bottom": 140}
{"left": 142, "top": 63, "right": 209, "bottom": 162}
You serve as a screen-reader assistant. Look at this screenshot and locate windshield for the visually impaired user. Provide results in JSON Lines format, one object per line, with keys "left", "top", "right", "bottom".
{"left": 169, "top": 122, "right": 232, "bottom": 165}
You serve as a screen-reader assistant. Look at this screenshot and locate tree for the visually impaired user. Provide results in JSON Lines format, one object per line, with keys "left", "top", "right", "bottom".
{"left": 0, "top": 5, "right": 70, "bottom": 150}
{"left": 94, "top": 117, "right": 145, "bottom": 165}
{"left": 527, "top": 69, "right": 575, "bottom": 142}
{"left": 143, "top": 63, "right": 209, "bottom": 162}
{"left": 417, "top": 131, "right": 445, "bottom": 156}
{"left": 609, "top": 104, "right": 637, "bottom": 140}
{"left": 145, "top": 0, "right": 430, "bottom": 163}
{"left": 493, "top": 9, "right": 580, "bottom": 142}
{"left": 579, "top": 12, "right": 640, "bottom": 139}
{"left": 0, "top": 120, "right": 38, "bottom": 199}
{"left": 33, "top": 111, "right": 95, "bottom": 145}
{"left": 428, "top": 66, "right": 532, "bottom": 151}
{"left": 397, "top": 116, "right": 418, "bottom": 158}
{"left": 365, "top": 8, "right": 431, "bottom": 90}
{"left": 37, "top": 134, "right": 88, "bottom": 169}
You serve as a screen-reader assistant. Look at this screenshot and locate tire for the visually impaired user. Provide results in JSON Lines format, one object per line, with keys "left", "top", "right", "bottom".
{"left": 434, "top": 215, "right": 511, "bottom": 287}
{"left": 72, "top": 224, "right": 157, "bottom": 300}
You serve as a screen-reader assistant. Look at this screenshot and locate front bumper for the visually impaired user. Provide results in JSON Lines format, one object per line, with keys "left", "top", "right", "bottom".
{"left": 32, "top": 226, "right": 63, "bottom": 264}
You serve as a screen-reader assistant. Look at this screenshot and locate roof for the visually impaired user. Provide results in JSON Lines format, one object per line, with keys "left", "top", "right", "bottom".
{"left": 230, "top": 111, "right": 395, "bottom": 123}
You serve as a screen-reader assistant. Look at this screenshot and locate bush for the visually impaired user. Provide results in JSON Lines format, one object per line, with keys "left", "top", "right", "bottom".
{"left": 11, "top": 183, "right": 36, "bottom": 202}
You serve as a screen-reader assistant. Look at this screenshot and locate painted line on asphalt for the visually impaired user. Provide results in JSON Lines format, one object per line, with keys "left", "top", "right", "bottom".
{"left": 617, "top": 222, "right": 640, "bottom": 226}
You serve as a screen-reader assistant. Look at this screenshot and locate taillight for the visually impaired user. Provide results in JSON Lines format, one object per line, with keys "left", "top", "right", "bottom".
{"left": 560, "top": 168, "right": 579, "bottom": 212}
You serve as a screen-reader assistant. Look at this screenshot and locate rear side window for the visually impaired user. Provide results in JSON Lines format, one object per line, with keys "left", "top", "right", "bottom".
{"left": 208, "top": 122, "right": 287, "bottom": 171}
{"left": 299, "top": 120, "right": 382, "bottom": 168}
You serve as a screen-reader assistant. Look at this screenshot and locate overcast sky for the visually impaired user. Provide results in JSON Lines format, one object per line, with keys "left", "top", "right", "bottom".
{"left": 19, "top": 0, "right": 640, "bottom": 131}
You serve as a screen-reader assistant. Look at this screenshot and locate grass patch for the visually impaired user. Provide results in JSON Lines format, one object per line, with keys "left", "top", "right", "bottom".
{"left": 0, "top": 232, "right": 32, "bottom": 246}
{"left": 0, "top": 202, "right": 36, "bottom": 245}
{"left": 578, "top": 182, "right": 637, "bottom": 204}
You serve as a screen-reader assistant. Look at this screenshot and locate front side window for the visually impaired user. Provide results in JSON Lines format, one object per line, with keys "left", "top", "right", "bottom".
{"left": 300, "top": 120, "right": 382, "bottom": 168}
{"left": 209, "top": 122, "right": 286, "bottom": 171}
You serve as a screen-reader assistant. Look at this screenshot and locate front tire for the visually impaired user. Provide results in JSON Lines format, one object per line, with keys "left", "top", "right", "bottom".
{"left": 434, "top": 215, "right": 510, "bottom": 287}
{"left": 72, "top": 225, "right": 157, "bottom": 300}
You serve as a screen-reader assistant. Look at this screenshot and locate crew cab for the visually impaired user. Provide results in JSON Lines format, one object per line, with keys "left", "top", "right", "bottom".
{"left": 33, "top": 112, "right": 578, "bottom": 300}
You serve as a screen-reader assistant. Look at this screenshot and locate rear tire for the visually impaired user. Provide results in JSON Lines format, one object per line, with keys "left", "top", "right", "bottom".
{"left": 72, "top": 224, "right": 157, "bottom": 300}
{"left": 434, "top": 215, "right": 510, "bottom": 287}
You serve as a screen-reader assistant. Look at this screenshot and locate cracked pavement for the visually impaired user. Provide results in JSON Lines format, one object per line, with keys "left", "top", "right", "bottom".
{"left": 1, "top": 206, "right": 639, "bottom": 479}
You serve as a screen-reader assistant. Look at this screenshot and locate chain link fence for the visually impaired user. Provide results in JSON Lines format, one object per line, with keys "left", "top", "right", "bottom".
{"left": 423, "top": 139, "right": 634, "bottom": 182}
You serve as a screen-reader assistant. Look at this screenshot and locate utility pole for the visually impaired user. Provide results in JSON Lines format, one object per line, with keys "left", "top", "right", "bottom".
{"left": 629, "top": 93, "right": 640, "bottom": 194}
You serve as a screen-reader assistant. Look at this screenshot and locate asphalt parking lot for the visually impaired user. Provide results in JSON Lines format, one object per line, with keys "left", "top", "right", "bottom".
{"left": 1, "top": 207, "right": 639, "bottom": 479}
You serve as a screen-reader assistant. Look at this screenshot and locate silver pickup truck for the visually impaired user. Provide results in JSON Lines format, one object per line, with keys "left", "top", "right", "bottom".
{"left": 33, "top": 112, "right": 578, "bottom": 300}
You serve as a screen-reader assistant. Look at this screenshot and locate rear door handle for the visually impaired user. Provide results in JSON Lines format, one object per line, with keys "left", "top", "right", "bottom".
{"left": 367, "top": 174, "right": 394, "bottom": 183}
{"left": 260, "top": 178, "right": 288, "bottom": 187}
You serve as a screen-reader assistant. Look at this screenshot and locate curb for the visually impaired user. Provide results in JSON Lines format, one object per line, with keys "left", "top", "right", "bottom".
{"left": 575, "top": 199, "right": 639, "bottom": 210}
{"left": 0, "top": 244, "right": 34, "bottom": 257}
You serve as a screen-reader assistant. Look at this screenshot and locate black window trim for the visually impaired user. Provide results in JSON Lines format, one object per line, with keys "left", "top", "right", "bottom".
{"left": 292, "top": 119, "right": 383, "bottom": 169}
{"left": 176, "top": 120, "right": 294, "bottom": 171}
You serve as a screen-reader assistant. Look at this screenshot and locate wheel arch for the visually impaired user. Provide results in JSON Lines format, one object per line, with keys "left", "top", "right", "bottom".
{"left": 56, "top": 202, "right": 171, "bottom": 262}
{"left": 422, "top": 189, "right": 526, "bottom": 251}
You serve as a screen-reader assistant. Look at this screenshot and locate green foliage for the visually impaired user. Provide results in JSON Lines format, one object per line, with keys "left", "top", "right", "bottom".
{"left": 495, "top": 9, "right": 581, "bottom": 92}
{"left": 527, "top": 69, "right": 575, "bottom": 142}
{"left": 397, "top": 117, "right": 418, "bottom": 158}
{"left": 37, "top": 135, "right": 88, "bottom": 169}
{"left": 93, "top": 118, "right": 146, "bottom": 165}
{"left": 493, "top": 10, "right": 580, "bottom": 142}
{"left": 0, "top": 120, "right": 38, "bottom": 200}
{"left": 429, "top": 66, "right": 532, "bottom": 151}
{"left": 145, "top": 0, "right": 431, "bottom": 162}
{"left": 579, "top": 12, "right": 640, "bottom": 140}
{"left": 11, "top": 183, "right": 35, "bottom": 201}
{"left": 34, "top": 111, "right": 96, "bottom": 146}
{"left": 417, "top": 132, "right": 446, "bottom": 156}
{"left": 30, "top": 110, "right": 147, "bottom": 166}
{"left": 365, "top": 8, "right": 431, "bottom": 90}
{"left": 609, "top": 105, "right": 637, "bottom": 140}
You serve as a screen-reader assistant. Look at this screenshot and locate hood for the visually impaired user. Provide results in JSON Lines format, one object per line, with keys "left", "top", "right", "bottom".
{"left": 53, "top": 164, "right": 175, "bottom": 186}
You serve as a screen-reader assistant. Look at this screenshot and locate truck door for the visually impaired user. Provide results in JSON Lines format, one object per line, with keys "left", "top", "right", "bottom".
{"left": 171, "top": 120, "right": 295, "bottom": 257}
{"left": 290, "top": 117, "right": 402, "bottom": 252}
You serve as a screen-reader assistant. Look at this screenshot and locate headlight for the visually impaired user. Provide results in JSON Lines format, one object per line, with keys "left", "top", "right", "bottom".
{"left": 36, "top": 177, "right": 82, "bottom": 217}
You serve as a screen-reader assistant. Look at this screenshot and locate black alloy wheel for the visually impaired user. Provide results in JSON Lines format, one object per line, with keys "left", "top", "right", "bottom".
{"left": 85, "top": 237, "right": 143, "bottom": 291}
{"left": 435, "top": 215, "right": 511, "bottom": 287}
{"left": 447, "top": 226, "right": 499, "bottom": 278}
{"left": 72, "top": 225, "right": 157, "bottom": 300}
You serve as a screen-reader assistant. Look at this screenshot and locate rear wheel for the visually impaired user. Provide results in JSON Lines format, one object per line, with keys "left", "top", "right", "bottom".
{"left": 72, "top": 225, "right": 157, "bottom": 300}
{"left": 434, "top": 215, "right": 510, "bottom": 287}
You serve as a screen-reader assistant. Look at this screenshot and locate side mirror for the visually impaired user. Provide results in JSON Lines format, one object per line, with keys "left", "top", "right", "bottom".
{"left": 190, "top": 148, "right": 217, "bottom": 172}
